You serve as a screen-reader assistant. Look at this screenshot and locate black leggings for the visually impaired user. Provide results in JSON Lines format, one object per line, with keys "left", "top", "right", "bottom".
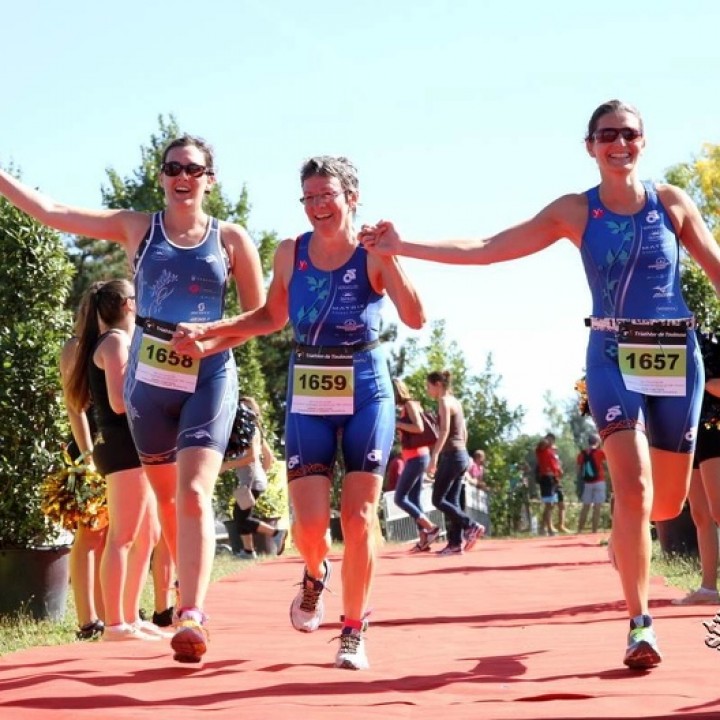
{"left": 432, "top": 449, "right": 472, "bottom": 546}
{"left": 232, "top": 488, "right": 264, "bottom": 534}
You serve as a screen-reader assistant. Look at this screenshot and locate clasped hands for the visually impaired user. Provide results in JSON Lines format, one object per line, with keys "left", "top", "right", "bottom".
{"left": 171, "top": 322, "right": 209, "bottom": 358}
{"left": 357, "top": 220, "right": 401, "bottom": 256}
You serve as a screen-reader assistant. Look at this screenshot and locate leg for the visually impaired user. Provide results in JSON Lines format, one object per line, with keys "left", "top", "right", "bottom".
{"left": 577, "top": 504, "right": 590, "bottom": 533}
{"left": 289, "top": 475, "right": 332, "bottom": 580}
{"left": 144, "top": 463, "right": 178, "bottom": 565}
{"left": 100, "top": 468, "right": 151, "bottom": 627}
{"left": 340, "top": 471, "right": 383, "bottom": 623}
{"left": 288, "top": 474, "right": 332, "bottom": 632}
{"left": 124, "top": 480, "right": 161, "bottom": 625}
{"left": 70, "top": 524, "right": 106, "bottom": 633}
{"left": 174, "top": 446, "right": 223, "bottom": 611}
{"left": 603, "top": 429, "right": 652, "bottom": 620}
{"left": 675, "top": 467, "right": 718, "bottom": 601}
{"left": 151, "top": 532, "right": 175, "bottom": 618}
{"left": 591, "top": 503, "right": 602, "bottom": 533}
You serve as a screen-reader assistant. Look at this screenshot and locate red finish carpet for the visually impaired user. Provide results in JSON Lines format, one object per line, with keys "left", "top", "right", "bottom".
{"left": 2, "top": 533, "right": 719, "bottom": 720}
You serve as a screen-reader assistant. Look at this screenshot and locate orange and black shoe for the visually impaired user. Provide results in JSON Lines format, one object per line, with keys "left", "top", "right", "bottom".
{"left": 171, "top": 609, "right": 209, "bottom": 664}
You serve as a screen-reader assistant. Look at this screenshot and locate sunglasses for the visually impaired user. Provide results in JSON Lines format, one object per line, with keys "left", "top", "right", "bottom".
{"left": 161, "top": 161, "right": 213, "bottom": 178}
{"left": 592, "top": 127, "right": 643, "bottom": 144}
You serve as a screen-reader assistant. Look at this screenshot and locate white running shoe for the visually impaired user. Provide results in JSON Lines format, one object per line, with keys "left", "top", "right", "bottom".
{"left": 101, "top": 623, "right": 160, "bottom": 641}
{"left": 290, "top": 560, "right": 331, "bottom": 633}
{"left": 132, "top": 620, "right": 174, "bottom": 638}
{"left": 334, "top": 629, "right": 369, "bottom": 670}
{"left": 672, "top": 588, "right": 720, "bottom": 606}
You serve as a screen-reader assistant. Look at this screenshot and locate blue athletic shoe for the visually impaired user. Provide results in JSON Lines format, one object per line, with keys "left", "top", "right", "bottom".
{"left": 623, "top": 616, "right": 662, "bottom": 669}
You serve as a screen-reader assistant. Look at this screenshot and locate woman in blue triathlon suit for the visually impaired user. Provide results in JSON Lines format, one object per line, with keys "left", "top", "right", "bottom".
{"left": 173, "top": 155, "right": 425, "bottom": 670}
{"left": 0, "top": 136, "right": 265, "bottom": 663}
{"left": 361, "top": 100, "right": 720, "bottom": 670}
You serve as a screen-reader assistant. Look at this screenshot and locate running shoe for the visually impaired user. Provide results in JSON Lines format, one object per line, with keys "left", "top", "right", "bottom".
{"left": 290, "top": 560, "right": 331, "bottom": 632}
{"left": 463, "top": 522, "right": 486, "bottom": 551}
{"left": 171, "top": 617, "right": 209, "bottom": 663}
{"left": 334, "top": 627, "right": 369, "bottom": 670}
{"left": 424, "top": 525, "right": 441, "bottom": 547}
{"left": 76, "top": 619, "right": 104, "bottom": 641}
{"left": 672, "top": 588, "right": 720, "bottom": 606}
{"left": 133, "top": 620, "right": 173, "bottom": 639}
{"left": 409, "top": 541, "right": 431, "bottom": 553}
{"left": 623, "top": 617, "right": 662, "bottom": 669}
{"left": 437, "top": 544, "right": 463, "bottom": 556}
{"left": 101, "top": 623, "right": 160, "bottom": 642}
{"left": 234, "top": 549, "right": 258, "bottom": 560}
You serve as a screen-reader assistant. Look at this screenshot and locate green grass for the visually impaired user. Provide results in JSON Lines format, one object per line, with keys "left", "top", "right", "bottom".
{"left": 0, "top": 539, "right": 704, "bottom": 657}
{"left": 0, "top": 552, "right": 250, "bottom": 656}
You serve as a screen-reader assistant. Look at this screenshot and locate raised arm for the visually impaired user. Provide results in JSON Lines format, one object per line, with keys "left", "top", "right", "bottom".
{"left": 0, "top": 168, "right": 148, "bottom": 246}
{"left": 361, "top": 194, "right": 585, "bottom": 265}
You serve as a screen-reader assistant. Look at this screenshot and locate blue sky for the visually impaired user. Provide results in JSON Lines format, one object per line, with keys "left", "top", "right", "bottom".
{"left": 4, "top": 0, "right": 720, "bottom": 433}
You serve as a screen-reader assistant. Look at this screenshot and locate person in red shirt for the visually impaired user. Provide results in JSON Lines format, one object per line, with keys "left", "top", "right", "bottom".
{"left": 576, "top": 435, "right": 608, "bottom": 533}
{"left": 535, "top": 433, "right": 564, "bottom": 535}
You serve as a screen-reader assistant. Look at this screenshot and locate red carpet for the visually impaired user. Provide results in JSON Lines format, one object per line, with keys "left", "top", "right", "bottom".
{"left": 2, "top": 534, "right": 720, "bottom": 720}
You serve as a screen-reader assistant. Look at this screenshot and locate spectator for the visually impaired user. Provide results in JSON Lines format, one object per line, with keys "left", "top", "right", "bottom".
{"left": 535, "top": 433, "right": 564, "bottom": 535}
{"left": 576, "top": 435, "right": 608, "bottom": 533}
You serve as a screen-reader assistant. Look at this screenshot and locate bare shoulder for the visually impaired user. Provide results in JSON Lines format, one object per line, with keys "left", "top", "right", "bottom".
{"left": 656, "top": 182, "right": 691, "bottom": 210}
{"left": 218, "top": 220, "right": 254, "bottom": 249}
{"left": 545, "top": 192, "right": 589, "bottom": 239}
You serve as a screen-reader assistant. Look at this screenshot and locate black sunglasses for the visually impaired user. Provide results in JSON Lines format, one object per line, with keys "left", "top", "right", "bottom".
{"left": 592, "top": 127, "right": 643, "bottom": 144}
{"left": 161, "top": 161, "right": 213, "bottom": 178}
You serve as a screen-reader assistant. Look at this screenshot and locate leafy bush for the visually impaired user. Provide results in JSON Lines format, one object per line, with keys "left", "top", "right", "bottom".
{"left": 0, "top": 194, "right": 74, "bottom": 547}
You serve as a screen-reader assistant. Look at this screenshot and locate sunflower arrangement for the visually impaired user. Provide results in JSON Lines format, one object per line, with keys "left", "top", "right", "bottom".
{"left": 575, "top": 375, "right": 590, "bottom": 417}
{"left": 40, "top": 449, "right": 108, "bottom": 531}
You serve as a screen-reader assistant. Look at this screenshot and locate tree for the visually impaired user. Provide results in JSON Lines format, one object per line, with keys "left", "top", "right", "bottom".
{"left": 0, "top": 183, "right": 74, "bottom": 547}
{"left": 665, "top": 144, "right": 720, "bottom": 327}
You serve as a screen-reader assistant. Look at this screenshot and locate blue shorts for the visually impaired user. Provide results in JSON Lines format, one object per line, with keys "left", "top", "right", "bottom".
{"left": 284, "top": 347, "right": 395, "bottom": 481}
{"left": 585, "top": 329, "right": 703, "bottom": 454}
{"left": 124, "top": 332, "right": 238, "bottom": 465}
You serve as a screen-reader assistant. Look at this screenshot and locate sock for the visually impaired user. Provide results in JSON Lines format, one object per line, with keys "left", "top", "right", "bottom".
{"left": 699, "top": 587, "right": 718, "bottom": 594}
{"left": 178, "top": 607, "right": 204, "bottom": 624}
{"left": 630, "top": 614, "right": 652, "bottom": 630}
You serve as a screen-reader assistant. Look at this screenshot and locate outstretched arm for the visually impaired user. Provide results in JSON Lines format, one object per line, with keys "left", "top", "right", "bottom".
{"left": 360, "top": 194, "right": 585, "bottom": 265}
{"left": 0, "top": 168, "right": 147, "bottom": 245}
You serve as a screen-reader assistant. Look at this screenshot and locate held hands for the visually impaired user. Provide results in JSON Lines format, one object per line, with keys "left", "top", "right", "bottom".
{"left": 172, "top": 322, "right": 208, "bottom": 359}
{"left": 358, "top": 220, "right": 401, "bottom": 256}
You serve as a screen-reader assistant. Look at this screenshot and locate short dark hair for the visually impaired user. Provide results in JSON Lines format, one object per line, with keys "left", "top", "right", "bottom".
{"left": 586, "top": 99, "right": 643, "bottom": 141}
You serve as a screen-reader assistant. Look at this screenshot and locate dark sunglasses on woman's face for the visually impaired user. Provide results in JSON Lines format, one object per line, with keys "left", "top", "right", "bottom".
{"left": 161, "top": 161, "right": 213, "bottom": 178}
{"left": 592, "top": 127, "right": 643, "bottom": 144}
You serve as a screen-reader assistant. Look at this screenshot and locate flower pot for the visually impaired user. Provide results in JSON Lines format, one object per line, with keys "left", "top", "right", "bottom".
{"left": 0, "top": 546, "right": 70, "bottom": 621}
{"left": 254, "top": 518, "right": 280, "bottom": 556}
